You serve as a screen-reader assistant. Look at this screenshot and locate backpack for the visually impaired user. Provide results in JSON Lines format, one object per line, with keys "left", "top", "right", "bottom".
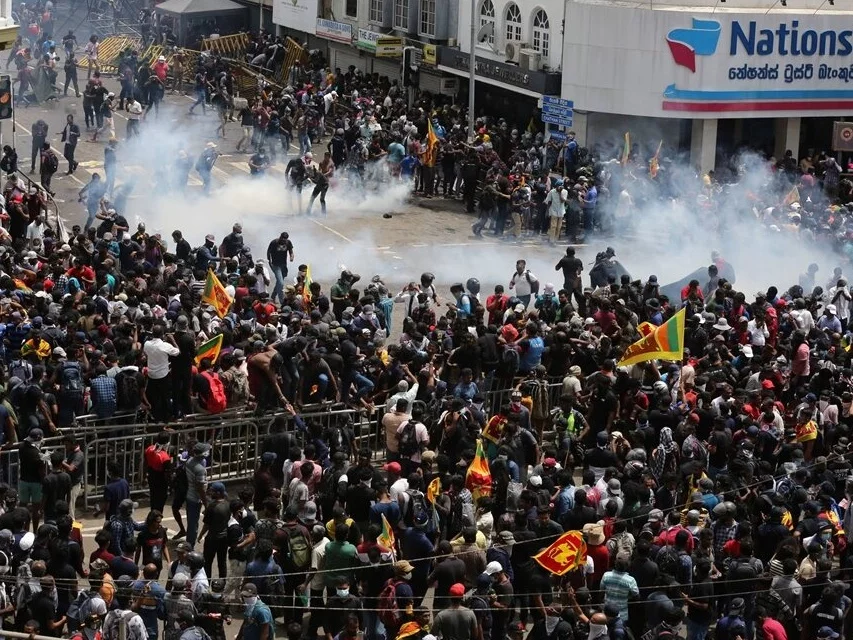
{"left": 755, "top": 587, "right": 796, "bottom": 623}
{"left": 467, "top": 594, "right": 493, "bottom": 633}
{"left": 107, "top": 610, "right": 139, "bottom": 640}
{"left": 61, "top": 361, "right": 83, "bottom": 395}
{"left": 377, "top": 579, "right": 403, "bottom": 628}
{"left": 9, "top": 359, "right": 32, "bottom": 384}
{"left": 397, "top": 420, "right": 420, "bottom": 457}
{"left": 200, "top": 371, "right": 227, "bottom": 414}
{"left": 726, "top": 557, "right": 758, "bottom": 597}
{"left": 501, "top": 347, "right": 520, "bottom": 376}
{"left": 44, "top": 152, "right": 58, "bottom": 173}
{"left": 655, "top": 545, "right": 683, "bottom": 578}
{"left": 279, "top": 523, "right": 311, "bottom": 572}
{"left": 403, "top": 489, "right": 429, "bottom": 528}
{"left": 66, "top": 590, "right": 96, "bottom": 631}
{"left": 115, "top": 369, "right": 141, "bottom": 411}
{"left": 524, "top": 270, "right": 540, "bottom": 295}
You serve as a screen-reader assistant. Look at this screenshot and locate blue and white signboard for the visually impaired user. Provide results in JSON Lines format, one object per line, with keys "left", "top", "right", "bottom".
{"left": 541, "top": 96, "right": 574, "bottom": 127}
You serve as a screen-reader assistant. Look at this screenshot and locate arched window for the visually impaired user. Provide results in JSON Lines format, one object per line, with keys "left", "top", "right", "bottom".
{"left": 504, "top": 3, "right": 522, "bottom": 46}
{"left": 479, "top": 0, "right": 495, "bottom": 46}
{"left": 532, "top": 8, "right": 550, "bottom": 58}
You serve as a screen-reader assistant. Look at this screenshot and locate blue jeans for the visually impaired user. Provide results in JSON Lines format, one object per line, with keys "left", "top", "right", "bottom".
{"left": 686, "top": 619, "right": 709, "bottom": 640}
{"left": 84, "top": 202, "right": 98, "bottom": 229}
{"left": 186, "top": 499, "right": 202, "bottom": 547}
{"left": 299, "top": 132, "right": 311, "bottom": 155}
{"left": 271, "top": 264, "right": 286, "bottom": 304}
{"left": 517, "top": 294, "right": 531, "bottom": 308}
{"left": 190, "top": 89, "right": 205, "bottom": 112}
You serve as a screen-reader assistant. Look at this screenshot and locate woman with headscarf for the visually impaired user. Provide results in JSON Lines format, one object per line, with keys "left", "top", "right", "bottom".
{"left": 650, "top": 426, "right": 679, "bottom": 481}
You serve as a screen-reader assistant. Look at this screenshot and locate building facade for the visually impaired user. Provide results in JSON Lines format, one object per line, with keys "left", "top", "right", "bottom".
{"left": 561, "top": 0, "right": 853, "bottom": 171}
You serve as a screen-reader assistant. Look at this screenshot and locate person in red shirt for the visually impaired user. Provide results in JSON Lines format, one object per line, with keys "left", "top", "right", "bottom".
{"left": 757, "top": 607, "right": 788, "bottom": 640}
{"left": 592, "top": 300, "right": 617, "bottom": 335}
{"left": 486, "top": 285, "right": 508, "bottom": 326}
{"left": 144, "top": 431, "right": 172, "bottom": 514}
{"left": 66, "top": 258, "right": 95, "bottom": 290}
{"left": 153, "top": 56, "right": 168, "bottom": 82}
{"left": 680, "top": 279, "right": 704, "bottom": 302}
{"left": 253, "top": 293, "right": 276, "bottom": 325}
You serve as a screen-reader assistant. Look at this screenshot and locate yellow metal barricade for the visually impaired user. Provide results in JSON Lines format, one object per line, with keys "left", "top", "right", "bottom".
{"left": 201, "top": 32, "right": 249, "bottom": 59}
{"left": 76, "top": 35, "right": 141, "bottom": 74}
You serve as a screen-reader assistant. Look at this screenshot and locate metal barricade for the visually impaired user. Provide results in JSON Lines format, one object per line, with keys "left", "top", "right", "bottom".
{"left": 82, "top": 416, "right": 261, "bottom": 510}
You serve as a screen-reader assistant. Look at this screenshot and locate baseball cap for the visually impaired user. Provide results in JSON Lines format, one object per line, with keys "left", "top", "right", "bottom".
{"left": 383, "top": 462, "right": 402, "bottom": 474}
{"left": 209, "top": 481, "right": 226, "bottom": 494}
{"left": 543, "top": 457, "right": 557, "bottom": 467}
{"left": 648, "top": 508, "right": 664, "bottom": 523}
{"left": 449, "top": 583, "right": 465, "bottom": 597}
{"left": 817, "top": 627, "right": 839, "bottom": 639}
{"left": 485, "top": 561, "right": 503, "bottom": 575}
{"left": 240, "top": 583, "right": 258, "bottom": 597}
{"left": 193, "top": 442, "right": 211, "bottom": 456}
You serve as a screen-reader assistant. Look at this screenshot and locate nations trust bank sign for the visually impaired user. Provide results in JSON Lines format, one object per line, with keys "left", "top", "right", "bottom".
{"left": 561, "top": 5, "right": 853, "bottom": 118}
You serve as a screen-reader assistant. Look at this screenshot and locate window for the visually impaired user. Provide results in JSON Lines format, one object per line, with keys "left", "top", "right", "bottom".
{"left": 504, "top": 3, "right": 521, "bottom": 45}
{"left": 420, "top": 0, "right": 435, "bottom": 35}
{"left": 532, "top": 8, "right": 549, "bottom": 58}
{"left": 479, "top": 0, "right": 495, "bottom": 46}
{"left": 345, "top": 0, "right": 357, "bottom": 18}
{"left": 394, "top": 0, "right": 408, "bottom": 30}
{"left": 369, "top": 0, "right": 383, "bottom": 23}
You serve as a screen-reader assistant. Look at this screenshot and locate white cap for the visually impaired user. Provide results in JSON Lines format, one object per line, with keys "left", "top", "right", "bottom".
{"left": 485, "top": 561, "right": 504, "bottom": 575}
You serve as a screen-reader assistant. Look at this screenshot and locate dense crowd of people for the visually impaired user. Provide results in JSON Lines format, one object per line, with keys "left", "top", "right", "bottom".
{"left": 4, "top": 17, "right": 853, "bottom": 640}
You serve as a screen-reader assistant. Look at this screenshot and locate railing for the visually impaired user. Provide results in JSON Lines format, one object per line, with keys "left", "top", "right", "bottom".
{"left": 13, "top": 168, "right": 64, "bottom": 241}
{"left": 0, "top": 377, "right": 568, "bottom": 513}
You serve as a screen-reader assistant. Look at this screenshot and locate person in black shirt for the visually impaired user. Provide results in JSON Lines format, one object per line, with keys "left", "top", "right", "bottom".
{"left": 110, "top": 537, "right": 140, "bottom": 578}
{"left": 267, "top": 232, "right": 294, "bottom": 306}
{"left": 198, "top": 482, "right": 231, "bottom": 579}
{"left": 42, "top": 450, "right": 71, "bottom": 524}
{"left": 30, "top": 575, "right": 64, "bottom": 636}
{"left": 171, "top": 230, "right": 192, "bottom": 262}
{"left": 285, "top": 155, "right": 307, "bottom": 213}
{"left": 249, "top": 147, "right": 270, "bottom": 176}
{"left": 555, "top": 246, "right": 585, "bottom": 314}
{"left": 171, "top": 316, "right": 196, "bottom": 418}
{"left": 219, "top": 223, "right": 243, "bottom": 258}
{"left": 344, "top": 467, "right": 376, "bottom": 532}
{"left": 136, "top": 510, "right": 170, "bottom": 575}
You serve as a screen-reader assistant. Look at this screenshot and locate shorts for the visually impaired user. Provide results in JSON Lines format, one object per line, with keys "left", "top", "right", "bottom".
{"left": 19, "top": 480, "right": 43, "bottom": 504}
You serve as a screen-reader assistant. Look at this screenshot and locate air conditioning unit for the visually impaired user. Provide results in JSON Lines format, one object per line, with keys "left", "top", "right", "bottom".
{"left": 519, "top": 47, "right": 541, "bottom": 71}
{"left": 504, "top": 42, "right": 520, "bottom": 63}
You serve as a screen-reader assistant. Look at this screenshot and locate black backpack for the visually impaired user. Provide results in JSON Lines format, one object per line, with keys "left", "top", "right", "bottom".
{"left": 61, "top": 361, "right": 83, "bottom": 395}
{"left": 397, "top": 420, "right": 420, "bottom": 457}
{"left": 115, "top": 370, "right": 141, "bottom": 411}
{"left": 44, "top": 152, "right": 58, "bottom": 173}
{"left": 403, "top": 489, "right": 429, "bottom": 528}
{"left": 656, "top": 545, "right": 682, "bottom": 578}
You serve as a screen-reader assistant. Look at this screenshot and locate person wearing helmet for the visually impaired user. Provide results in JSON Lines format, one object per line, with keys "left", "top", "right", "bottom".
{"left": 330, "top": 269, "right": 361, "bottom": 320}
{"left": 162, "top": 574, "right": 196, "bottom": 640}
{"left": 466, "top": 277, "right": 481, "bottom": 299}
{"left": 420, "top": 272, "right": 439, "bottom": 305}
{"left": 186, "top": 550, "right": 209, "bottom": 602}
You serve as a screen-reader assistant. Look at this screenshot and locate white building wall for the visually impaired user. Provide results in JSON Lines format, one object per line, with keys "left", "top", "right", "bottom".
{"left": 457, "top": 0, "right": 563, "bottom": 72}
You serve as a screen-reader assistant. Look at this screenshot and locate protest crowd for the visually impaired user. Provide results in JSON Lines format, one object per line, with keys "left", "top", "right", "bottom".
{"left": 3, "top": 15, "right": 853, "bottom": 640}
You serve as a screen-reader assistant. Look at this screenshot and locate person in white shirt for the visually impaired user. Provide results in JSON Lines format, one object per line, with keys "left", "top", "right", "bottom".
{"left": 126, "top": 99, "right": 143, "bottom": 137}
{"left": 509, "top": 259, "right": 538, "bottom": 308}
{"left": 545, "top": 180, "right": 568, "bottom": 244}
{"left": 827, "top": 278, "right": 852, "bottom": 331}
{"left": 25, "top": 214, "right": 46, "bottom": 246}
{"left": 747, "top": 317, "right": 770, "bottom": 347}
{"left": 142, "top": 324, "right": 180, "bottom": 421}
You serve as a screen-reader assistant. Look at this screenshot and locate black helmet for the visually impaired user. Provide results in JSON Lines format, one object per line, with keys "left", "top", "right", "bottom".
{"left": 466, "top": 278, "right": 481, "bottom": 296}
{"left": 187, "top": 551, "right": 205, "bottom": 571}
{"left": 420, "top": 272, "right": 435, "bottom": 285}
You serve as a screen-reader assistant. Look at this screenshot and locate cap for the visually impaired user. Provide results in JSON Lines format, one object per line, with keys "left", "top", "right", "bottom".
{"left": 498, "top": 530, "right": 516, "bottom": 545}
{"left": 209, "top": 481, "right": 226, "bottom": 494}
{"left": 729, "top": 597, "right": 745, "bottom": 615}
{"left": 240, "top": 583, "right": 258, "bottom": 597}
{"left": 607, "top": 478, "right": 622, "bottom": 495}
{"left": 383, "top": 461, "right": 402, "bottom": 474}
{"left": 529, "top": 475, "right": 542, "bottom": 487}
{"left": 261, "top": 451, "right": 277, "bottom": 464}
{"left": 817, "top": 628, "right": 840, "bottom": 639}
{"left": 597, "top": 431, "right": 610, "bottom": 446}
{"left": 485, "top": 561, "right": 503, "bottom": 575}
{"left": 25, "top": 428, "right": 44, "bottom": 442}
{"left": 395, "top": 560, "right": 415, "bottom": 575}
{"left": 193, "top": 442, "right": 211, "bottom": 456}
{"left": 449, "top": 583, "right": 466, "bottom": 597}
{"left": 648, "top": 508, "right": 664, "bottom": 523}
{"left": 176, "top": 541, "right": 192, "bottom": 552}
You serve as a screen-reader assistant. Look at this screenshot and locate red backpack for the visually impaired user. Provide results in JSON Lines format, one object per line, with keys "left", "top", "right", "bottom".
{"left": 377, "top": 578, "right": 403, "bottom": 628}
{"left": 201, "top": 371, "right": 227, "bottom": 413}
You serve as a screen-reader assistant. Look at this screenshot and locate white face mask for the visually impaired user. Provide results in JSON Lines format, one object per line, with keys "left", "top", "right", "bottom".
{"left": 403, "top": 572, "right": 412, "bottom": 580}
{"left": 336, "top": 588, "right": 349, "bottom": 597}
{"left": 588, "top": 623, "right": 608, "bottom": 639}
{"left": 242, "top": 596, "right": 257, "bottom": 610}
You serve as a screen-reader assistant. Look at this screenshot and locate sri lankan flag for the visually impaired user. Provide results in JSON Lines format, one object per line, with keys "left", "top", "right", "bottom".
{"left": 378, "top": 513, "right": 396, "bottom": 552}
{"left": 426, "top": 477, "right": 441, "bottom": 504}
{"left": 620, "top": 132, "right": 630, "bottom": 166}
{"left": 465, "top": 439, "right": 492, "bottom": 502}
{"left": 422, "top": 119, "right": 439, "bottom": 167}
{"left": 636, "top": 321, "right": 656, "bottom": 338}
{"left": 195, "top": 333, "right": 223, "bottom": 366}
{"left": 618, "top": 308, "right": 686, "bottom": 366}
{"left": 649, "top": 140, "right": 662, "bottom": 178}
{"left": 201, "top": 270, "right": 233, "bottom": 318}
{"left": 303, "top": 264, "right": 312, "bottom": 306}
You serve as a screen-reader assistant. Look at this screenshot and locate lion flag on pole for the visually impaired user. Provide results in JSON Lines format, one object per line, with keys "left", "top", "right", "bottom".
{"left": 195, "top": 333, "right": 223, "bottom": 366}
{"left": 465, "top": 439, "right": 492, "bottom": 502}
{"left": 617, "top": 308, "right": 686, "bottom": 367}
{"left": 533, "top": 530, "right": 587, "bottom": 575}
{"left": 202, "top": 270, "right": 233, "bottom": 318}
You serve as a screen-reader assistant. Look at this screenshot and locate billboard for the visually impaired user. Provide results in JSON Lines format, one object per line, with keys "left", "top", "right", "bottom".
{"left": 561, "top": 3, "right": 853, "bottom": 118}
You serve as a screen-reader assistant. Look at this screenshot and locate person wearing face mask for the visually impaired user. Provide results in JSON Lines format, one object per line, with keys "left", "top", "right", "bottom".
{"left": 69, "top": 602, "right": 109, "bottom": 640}
{"left": 322, "top": 576, "right": 362, "bottom": 640}
{"left": 225, "top": 499, "right": 256, "bottom": 598}
{"left": 101, "top": 579, "right": 147, "bottom": 640}
{"left": 195, "top": 235, "right": 221, "bottom": 272}
{"left": 236, "top": 583, "right": 274, "bottom": 640}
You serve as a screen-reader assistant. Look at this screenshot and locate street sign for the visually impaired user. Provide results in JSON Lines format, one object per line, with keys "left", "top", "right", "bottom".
{"left": 542, "top": 113, "right": 573, "bottom": 127}
{"left": 542, "top": 96, "right": 573, "bottom": 109}
{"left": 541, "top": 96, "right": 573, "bottom": 128}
